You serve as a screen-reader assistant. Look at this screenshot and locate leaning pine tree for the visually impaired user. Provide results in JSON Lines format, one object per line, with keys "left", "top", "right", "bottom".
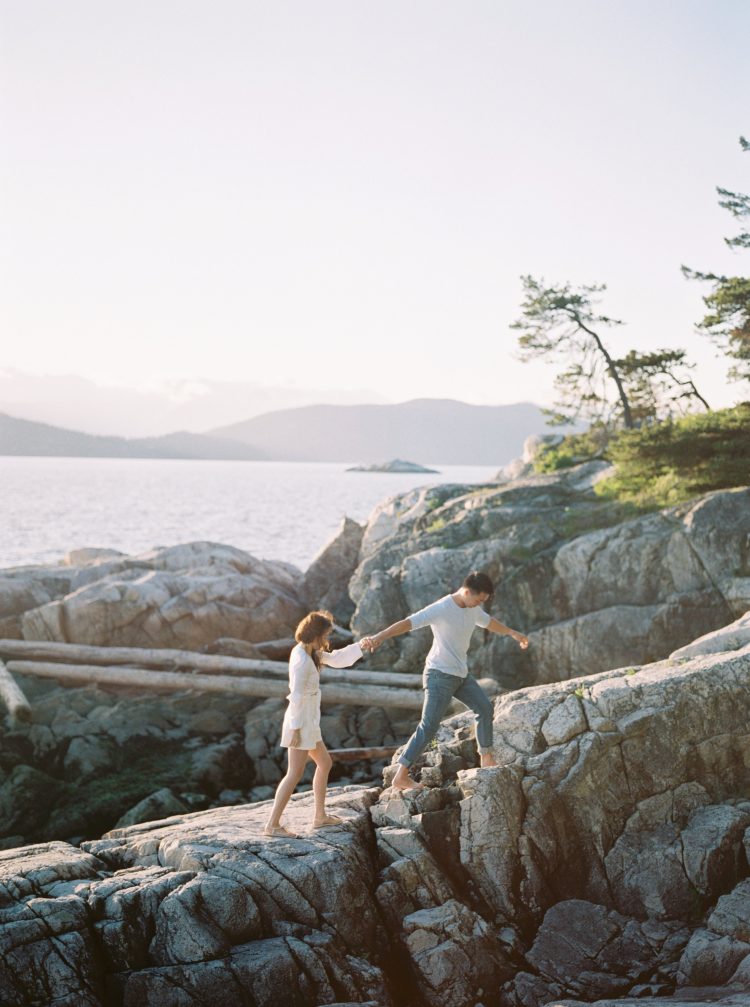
{"left": 511, "top": 276, "right": 635, "bottom": 428}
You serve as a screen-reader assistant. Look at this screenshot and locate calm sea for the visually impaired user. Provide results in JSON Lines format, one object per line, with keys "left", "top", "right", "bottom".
{"left": 0, "top": 457, "right": 498, "bottom": 571}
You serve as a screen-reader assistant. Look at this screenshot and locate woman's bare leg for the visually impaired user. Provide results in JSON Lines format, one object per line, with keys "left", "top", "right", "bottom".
{"left": 308, "top": 741, "right": 337, "bottom": 827}
{"left": 265, "top": 747, "right": 309, "bottom": 833}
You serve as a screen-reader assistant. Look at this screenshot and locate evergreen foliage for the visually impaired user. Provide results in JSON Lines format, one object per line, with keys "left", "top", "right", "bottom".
{"left": 596, "top": 403, "right": 750, "bottom": 508}
{"left": 535, "top": 404, "right": 750, "bottom": 510}
{"left": 683, "top": 136, "right": 750, "bottom": 383}
{"left": 511, "top": 276, "right": 634, "bottom": 428}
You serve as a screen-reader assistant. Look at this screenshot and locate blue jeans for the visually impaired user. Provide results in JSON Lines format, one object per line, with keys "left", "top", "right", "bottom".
{"left": 398, "top": 668, "right": 494, "bottom": 767}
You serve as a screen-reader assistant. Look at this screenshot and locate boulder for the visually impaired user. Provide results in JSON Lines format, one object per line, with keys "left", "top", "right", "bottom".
{"left": 402, "top": 898, "right": 514, "bottom": 1007}
{"left": 115, "top": 788, "right": 189, "bottom": 829}
{"left": 495, "top": 433, "right": 566, "bottom": 482}
{"left": 349, "top": 471, "right": 749, "bottom": 688}
{"left": 300, "top": 516, "right": 364, "bottom": 624}
{"left": 670, "top": 610, "right": 750, "bottom": 661}
{"left": 6, "top": 541, "right": 306, "bottom": 649}
{"left": 521, "top": 899, "right": 687, "bottom": 1001}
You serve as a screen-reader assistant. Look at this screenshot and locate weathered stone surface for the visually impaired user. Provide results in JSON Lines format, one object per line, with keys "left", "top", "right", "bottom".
{"left": 0, "top": 667, "right": 413, "bottom": 849}
{"left": 7, "top": 541, "right": 306, "bottom": 649}
{"left": 0, "top": 789, "right": 394, "bottom": 1007}
{"left": 349, "top": 470, "right": 749, "bottom": 688}
{"left": 671, "top": 610, "right": 750, "bottom": 661}
{"left": 301, "top": 516, "right": 364, "bottom": 625}
{"left": 604, "top": 802, "right": 750, "bottom": 921}
{"left": 402, "top": 898, "right": 514, "bottom": 1007}
{"left": 522, "top": 899, "right": 688, "bottom": 1001}
{"left": 115, "top": 788, "right": 189, "bottom": 829}
{"left": 2, "top": 641, "right": 750, "bottom": 1005}
{"left": 547, "top": 990, "right": 750, "bottom": 1007}
{"left": 457, "top": 646, "right": 750, "bottom": 932}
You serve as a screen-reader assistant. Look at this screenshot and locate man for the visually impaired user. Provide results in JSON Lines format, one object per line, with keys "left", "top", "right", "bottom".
{"left": 362, "top": 571, "right": 529, "bottom": 792}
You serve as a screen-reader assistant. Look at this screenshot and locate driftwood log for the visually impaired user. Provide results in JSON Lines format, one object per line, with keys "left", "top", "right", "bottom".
{"left": 0, "top": 661, "right": 32, "bottom": 723}
{"left": 0, "top": 640, "right": 422, "bottom": 689}
{"left": 328, "top": 745, "right": 400, "bottom": 763}
{"left": 6, "top": 660, "right": 425, "bottom": 710}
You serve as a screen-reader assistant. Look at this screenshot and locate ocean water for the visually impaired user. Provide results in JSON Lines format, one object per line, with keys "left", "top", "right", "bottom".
{"left": 0, "top": 457, "right": 499, "bottom": 571}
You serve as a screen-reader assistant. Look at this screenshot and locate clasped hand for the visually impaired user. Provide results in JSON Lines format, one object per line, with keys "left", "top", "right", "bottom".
{"left": 359, "top": 635, "right": 381, "bottom": 654}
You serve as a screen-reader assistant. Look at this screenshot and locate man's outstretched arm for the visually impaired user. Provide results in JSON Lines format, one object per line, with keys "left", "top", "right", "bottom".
{"left": 362, "top": 619, "right": 413, "bottom": 651}
{"left": 487, "top": 618, "right": 529, "bottom": 649}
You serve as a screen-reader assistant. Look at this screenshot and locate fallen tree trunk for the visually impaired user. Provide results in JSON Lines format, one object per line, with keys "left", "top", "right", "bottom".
{"left": 328, "top": 745, "right": 400, "bottom": 763}
{"left": 0, "top": 639, "right": 422, "bottom": 689}
{"left": 0, "top": 661, "right": 32, "bottom": 723}
{"left": 6, "top": 660, "right": 425, "bottom": 710}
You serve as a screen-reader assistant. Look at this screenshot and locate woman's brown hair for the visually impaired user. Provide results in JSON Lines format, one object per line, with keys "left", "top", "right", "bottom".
{"left": 295, "top": 610, "right": 334, "bottom": 668}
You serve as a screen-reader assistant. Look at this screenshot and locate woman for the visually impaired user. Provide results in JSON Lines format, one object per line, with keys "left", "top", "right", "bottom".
{"left": 264, "top": 610, "right": 366, "bottom": 837}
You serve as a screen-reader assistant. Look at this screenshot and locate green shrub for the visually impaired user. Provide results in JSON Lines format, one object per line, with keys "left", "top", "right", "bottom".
{"left": 534, "top": 426, "right": 611, "bottom": 472}
{"left": 595, "top": 403, "right": 750, "bottom": 508}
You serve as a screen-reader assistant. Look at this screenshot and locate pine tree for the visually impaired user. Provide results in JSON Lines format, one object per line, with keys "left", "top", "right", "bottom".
{"left": 511, "top": 276, "right": 635, "bottom": 428}
{"left": 682, "top": 136, "right": 750, "bottom": 383}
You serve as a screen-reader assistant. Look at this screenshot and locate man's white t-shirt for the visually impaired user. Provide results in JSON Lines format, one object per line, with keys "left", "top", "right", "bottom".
{"left": 407, "top": 595, "right": 491, "bottom": 678}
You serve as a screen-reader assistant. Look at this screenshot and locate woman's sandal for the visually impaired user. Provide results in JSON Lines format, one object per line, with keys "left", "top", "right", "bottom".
{"left": 311, "top": 814, "right": 345, "bottom": 830}
{"left": 263, "top": 824, "right": 297, "bottom": 838}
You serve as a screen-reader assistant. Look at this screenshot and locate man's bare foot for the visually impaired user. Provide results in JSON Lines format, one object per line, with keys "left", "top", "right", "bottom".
{"left": 311, "top": 813, "right": 344, "bottom": 830}
{"left": 480, "top": 753, "right": 498, "bottom": 768}
{"left": 390, "top": 767, "right": 424, "bottom": 792}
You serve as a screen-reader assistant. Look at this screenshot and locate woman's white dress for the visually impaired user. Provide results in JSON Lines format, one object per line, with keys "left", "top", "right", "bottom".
{"left": 280, "top": 641, "right": 364, "bottom": 750}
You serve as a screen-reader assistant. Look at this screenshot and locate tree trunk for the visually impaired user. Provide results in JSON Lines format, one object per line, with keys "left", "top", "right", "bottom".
{"left": 576, "top": 315, "right": 634, "bottom": 428}
{"left": 0, "top": 640, "right": 422, "bottom": 689}
{"left": 328, "top": 746, "right": 400, "bottom": 762}
{"left": 7, "top": 660, "right": 425, "bottom": 710}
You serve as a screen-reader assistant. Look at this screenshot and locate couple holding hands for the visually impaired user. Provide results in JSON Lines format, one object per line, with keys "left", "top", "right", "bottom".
{"left": 264, "top": 571, "right": 529, "bottom": 838}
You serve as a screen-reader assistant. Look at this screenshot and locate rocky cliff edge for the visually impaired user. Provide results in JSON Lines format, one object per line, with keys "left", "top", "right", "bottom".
{"left": 2, "top": 635, "right": 750, "bottom": 1006}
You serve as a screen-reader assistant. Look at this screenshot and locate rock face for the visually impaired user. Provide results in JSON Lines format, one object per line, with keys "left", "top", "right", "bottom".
{"left": 671, "top": 610, "right": 750, "bottom": 661}
{"left": 0, "top": 675, "right": 416, "bottom": 849}
{"left": 0, "top": 792, "right": 394, "bottom": 1007}
{"left": 349, "top": 465, "right": 750, "bottom": 688}
{"left": 300, "top": 516, "right": 364, "bottom": 624}
{"left": 0, "top": 541, "right": 307, "bottom": 649}
{"left": 2, "top": 642, "right": 750, "bottom": 1005}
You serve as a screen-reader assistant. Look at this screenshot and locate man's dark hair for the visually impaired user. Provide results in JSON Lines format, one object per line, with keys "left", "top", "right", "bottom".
{"left": 463, "top": 571, "right": 494, "bottom": 597}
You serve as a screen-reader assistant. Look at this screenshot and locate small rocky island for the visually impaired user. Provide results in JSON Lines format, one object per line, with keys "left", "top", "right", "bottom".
{"left": 347, "top": 458, "right": 439, "bottom": 473}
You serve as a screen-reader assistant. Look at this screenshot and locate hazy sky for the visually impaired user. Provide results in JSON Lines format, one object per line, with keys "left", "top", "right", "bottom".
{"left": 2, "top": 0, "right": 749, "bottom": 421}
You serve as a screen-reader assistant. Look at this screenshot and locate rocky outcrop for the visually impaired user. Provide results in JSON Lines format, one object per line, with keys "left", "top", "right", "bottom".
{"left": 0, "top": 674, "right": 416, "bottom": 849}
{"left": 671, "top": 610, "right": 750, "bottom": 662}
{"left": 2, "top": 640, "right": 750, "bottom": 1005}
{"left": 350, "top": 465, "right": 750, "bottom": 688}
{"left": 301, "top": 516, "right": 364, "bottom": 624}
{"left": 0, "top": 542, "right": 306, "bottom": 649}
{"left": 0, "top": 792, "right": 394, "bottom": 1007}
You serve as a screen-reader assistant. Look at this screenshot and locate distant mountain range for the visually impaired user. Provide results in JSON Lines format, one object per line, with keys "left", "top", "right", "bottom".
{"left": 1, "top": 399, "right": 554, "bottom": 465}
{"left": 0, "top": 412, "right": 265, "bottom": 460}
{"left": 213, "top": 399, "right": 550, "bottom": 464}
